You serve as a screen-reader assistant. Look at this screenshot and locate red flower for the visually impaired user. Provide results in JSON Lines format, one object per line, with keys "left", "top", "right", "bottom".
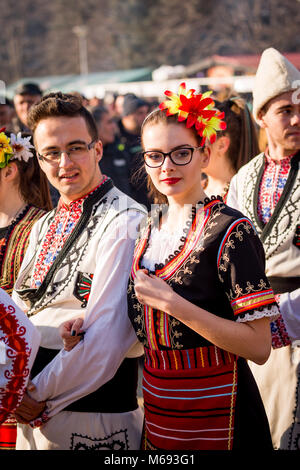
{"left": 179, "top": 94, "right": 216, "bottom": 128}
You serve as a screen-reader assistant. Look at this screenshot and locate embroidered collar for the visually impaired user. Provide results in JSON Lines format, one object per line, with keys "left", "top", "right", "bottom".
{"left": 19, "top": 177, "right": 114, "bottom": 303}
{"left": 132, "top": 196, "right": 223, "bottom": 277}
{"left": 264, "top": 149, "right": 296, "bottom": 166}
{"left": 252, "top": 150, "right": 300, "bottom": 242}
{"left": 57, "top": 176, "right": 109, "bottom": 212}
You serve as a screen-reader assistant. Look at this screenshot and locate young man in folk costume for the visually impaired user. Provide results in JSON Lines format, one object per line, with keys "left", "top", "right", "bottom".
{"left": 227, "top": 48, "right": 300, "bottom": 450}
{"left": 11, "top": 92, "right": 146, "bottom": 450}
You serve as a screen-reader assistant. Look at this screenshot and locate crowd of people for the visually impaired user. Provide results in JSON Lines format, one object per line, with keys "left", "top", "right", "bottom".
{"left": 0, "top": 47, "right": 299, "bottom": 452}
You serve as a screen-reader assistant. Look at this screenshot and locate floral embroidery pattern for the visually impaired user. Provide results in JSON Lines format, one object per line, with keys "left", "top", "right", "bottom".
{"left": 217, "top": 219, "right": 252, "bottom": 275}
{"left": 271, "top": 314, "right": 291, "bottom": 349}
{"left": 31, "top": 178, "right": 108, "bottom": 289}
{"left": 31, "top": 200, "right": 85, "bottom": 288}
{"left": 217, "top": 219, "right": 277, "bottom": 319}
{"left": 0, "top": 302, "right": 31, "bottom": 424}
{"left": 258, "top": 154, "right": 292, "bottom": 224}
{"left": 25, "top": 196, "right": 111, "bottom": 315}
{"left": 0, "top": 207, "right": 46, "bottom": 296}
{"left": 241, "top": 152, "right": 300, "bottom": 259}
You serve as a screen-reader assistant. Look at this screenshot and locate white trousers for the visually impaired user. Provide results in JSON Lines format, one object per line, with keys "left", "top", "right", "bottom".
{"left": 16, "top": 407, "right": 144, "bottom": 450}
{"left": 249, "top": 345, "right": 300, "bottom": 450}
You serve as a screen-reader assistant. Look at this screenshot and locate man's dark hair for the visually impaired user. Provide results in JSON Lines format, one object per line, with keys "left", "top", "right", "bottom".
{"left": 122, "top": 94, "right": 148, "bottom": 117}
{"left": 14, "top": 82, "right": 42, "bottom": 97}
{"left": 91, "top": 105, "right": 109, "bottom": 125}
{"left": 27, "top": 92, "right": 98, "bottom": 141}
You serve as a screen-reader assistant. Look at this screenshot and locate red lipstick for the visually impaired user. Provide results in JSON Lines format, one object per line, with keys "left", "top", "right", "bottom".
{"left": 161, "top": 178, "right": 181, "bottom": 185}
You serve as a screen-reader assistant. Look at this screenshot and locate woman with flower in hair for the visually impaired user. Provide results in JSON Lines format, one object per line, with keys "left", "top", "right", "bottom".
{"left": 0, "top": 129, "right": 52, "bottom": 449}
{"left": 126, "top": 84, "right": 278, "bottom": 450}
{"left": 202, "top": 96, "right": 260, "bottom": 203}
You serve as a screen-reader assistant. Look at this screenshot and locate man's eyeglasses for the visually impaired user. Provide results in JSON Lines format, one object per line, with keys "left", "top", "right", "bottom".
{"left": 38, "top": 140, "right": 96, "bottom": 164}
{"left": 142, "top": 146, "right": 203, "bottom": 168}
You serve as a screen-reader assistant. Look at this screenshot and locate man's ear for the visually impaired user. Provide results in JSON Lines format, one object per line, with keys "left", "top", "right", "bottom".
{"left": 94, "top": 140, "right": 103, "bottom": 163}
{"left": 256, "top": 109, "right": 267, "bottom": 129}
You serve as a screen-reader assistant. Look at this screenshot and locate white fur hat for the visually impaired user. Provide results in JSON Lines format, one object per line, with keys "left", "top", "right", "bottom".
{"left": 252, "top": 47, "right": 300, "bottom": 121}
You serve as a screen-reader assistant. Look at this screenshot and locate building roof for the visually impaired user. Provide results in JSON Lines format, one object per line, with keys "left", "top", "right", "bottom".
{"left": 6, "top": 68, "right": 153, "bottom": 98}
{"left": 185, "top": 53, "right": 300, "bottom": 75}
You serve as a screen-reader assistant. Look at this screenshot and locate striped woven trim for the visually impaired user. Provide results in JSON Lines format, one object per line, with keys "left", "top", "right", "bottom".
{"left": 131, "top": 200, "right": 220, "bottom": 281}
{"left": 145, "top": 304, "right": 159, "bottom": 350}
{"left": 144, "top": 345, "right": 236, "bottom": 371}
{"left": 131, "top": 226, "right": 150, "bottom": 279}
{"left": 217, "top": 217, "right": 256, "bottom": 268}
{"left": 157, "top": 310, "right": 171, "bottom": 348}
{"left": 230, "top": 289, "right": 275, "bottom": 315}
{"left": 156, "top": 205, "right": 212, "bottom": 281}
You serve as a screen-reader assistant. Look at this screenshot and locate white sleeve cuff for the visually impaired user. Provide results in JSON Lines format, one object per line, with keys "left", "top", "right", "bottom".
{"left": 278, "top": 288, "right": 300, "bottom": 343}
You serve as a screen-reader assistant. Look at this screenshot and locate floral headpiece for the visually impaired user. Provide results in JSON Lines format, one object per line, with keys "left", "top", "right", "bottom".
{"left": 0, "top": 128, "right": 34, "bottom": 168}
{"left": 159, "top": 82, "right": 226, "bottom": 146}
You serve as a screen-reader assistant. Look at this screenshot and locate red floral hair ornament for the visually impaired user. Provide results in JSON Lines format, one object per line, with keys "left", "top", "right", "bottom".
{"left": 159, "top": 82, "right": 226, "bottom": 145}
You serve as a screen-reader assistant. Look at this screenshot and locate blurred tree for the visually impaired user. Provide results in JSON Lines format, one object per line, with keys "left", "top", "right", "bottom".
{"left": 0, "top": 0, "right": 299, "bottom": 85}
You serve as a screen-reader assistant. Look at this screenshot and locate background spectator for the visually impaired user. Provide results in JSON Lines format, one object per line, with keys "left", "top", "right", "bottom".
{"left": 0, "top": 98, "right": 15, "bottom": 132}
{"left": 12, "top": 83, "right": 42, "bottom": 133}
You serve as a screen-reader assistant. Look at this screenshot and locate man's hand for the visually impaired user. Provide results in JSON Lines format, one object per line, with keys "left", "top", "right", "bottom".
{"left": 13, "top": 391, "right": 46, "bottom": 424}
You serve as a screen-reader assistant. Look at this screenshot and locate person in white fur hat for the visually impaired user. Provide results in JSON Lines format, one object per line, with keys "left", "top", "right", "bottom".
{"left": 227, "top": 47, "right": 300, "bottom": 450}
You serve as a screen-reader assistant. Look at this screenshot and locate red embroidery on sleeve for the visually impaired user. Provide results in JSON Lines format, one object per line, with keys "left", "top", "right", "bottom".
{"left": 0, "top": 303, "right": 31, "bottom": 424}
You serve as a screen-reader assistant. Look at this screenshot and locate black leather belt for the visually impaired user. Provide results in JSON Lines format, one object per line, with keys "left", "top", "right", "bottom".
{"left": 31, "top": 347, "right": 138, "bottom": 413}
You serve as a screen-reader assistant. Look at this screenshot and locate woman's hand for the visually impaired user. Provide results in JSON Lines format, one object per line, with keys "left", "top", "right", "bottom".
{"left": 59, "top": 317, "right": 85, "bottom": 351}
{"left": 134, "top": 269, "right": 175, "bottom": 313}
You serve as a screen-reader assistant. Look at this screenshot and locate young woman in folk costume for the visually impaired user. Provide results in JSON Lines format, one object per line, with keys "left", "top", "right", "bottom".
{"left": 0, "top": 129, "right": 52, "bottom": 449}
{"left": 203, "top": 96, "right": 260, "bottom": 202}
{"left": 127, "top": 83, "right": 279, "bottom": 450}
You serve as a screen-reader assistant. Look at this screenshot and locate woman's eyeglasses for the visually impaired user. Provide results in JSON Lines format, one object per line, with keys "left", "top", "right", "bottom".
{"left": 143, "top": 146, "right": 203, "bottom": 168}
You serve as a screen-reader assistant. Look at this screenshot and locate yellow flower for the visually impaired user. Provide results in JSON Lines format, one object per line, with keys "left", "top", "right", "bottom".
{"left": 0, "top": 132, "right": 13, "bottom": 168}
{"left": 196, "top": 111, "right": 227, "bottom": 145}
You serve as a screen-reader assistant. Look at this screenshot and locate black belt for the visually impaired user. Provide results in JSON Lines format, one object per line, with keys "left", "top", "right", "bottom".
{"left": 31, "top": 347, "right": 138, "bottom": 413}
{"left": 268, "top": 276, "right": 300, "bottom": 295}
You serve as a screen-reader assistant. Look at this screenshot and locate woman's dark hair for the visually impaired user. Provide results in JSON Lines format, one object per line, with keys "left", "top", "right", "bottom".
{"left": 5, "top": 132, "right": 52, "bottom": 211}
{"left": 213, "top": 96, "right": 260, "bottom": 172}
{"left": 139, "top": 108, "right": 204, "bottom": 205}
{"left": 27, "top": 92, "right": 98, "bottom": 142}
{"left": 15, "top": 157, "right": 53, "bottom": 211}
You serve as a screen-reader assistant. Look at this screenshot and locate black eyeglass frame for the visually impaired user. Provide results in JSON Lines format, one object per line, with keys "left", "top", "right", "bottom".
{"left": 37, "top": 140, "right": 96, "bottom": 163}
{"left": 142, "top": 146, "right": 203, "bottom": 168}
